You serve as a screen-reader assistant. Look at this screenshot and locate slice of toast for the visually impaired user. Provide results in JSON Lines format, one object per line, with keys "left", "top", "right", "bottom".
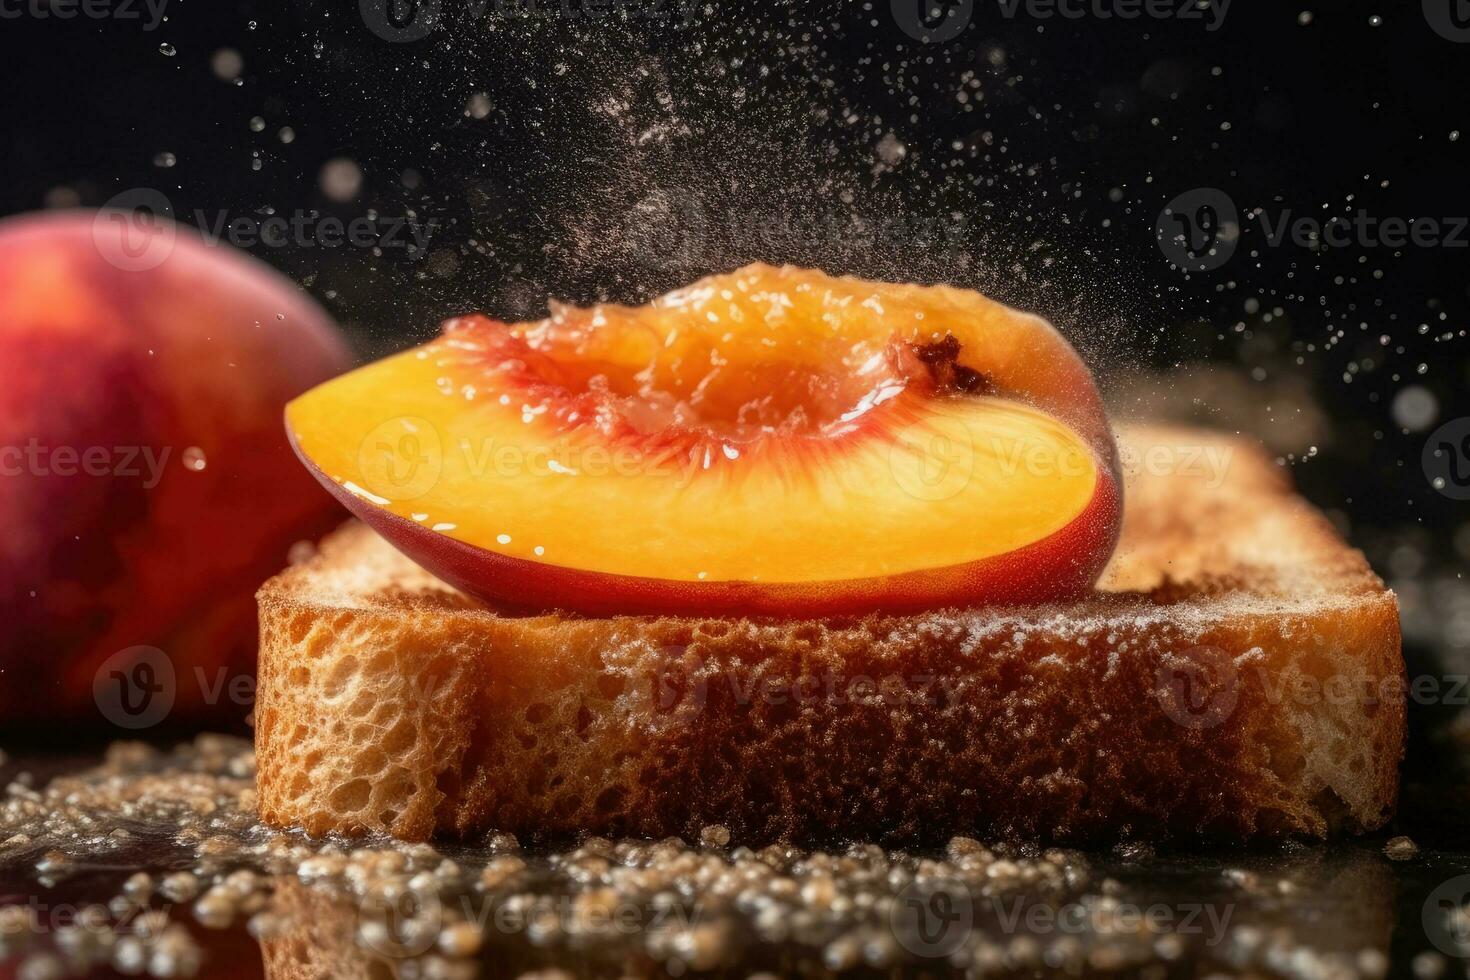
{"left": 254, "top": 425, "right": 1404, "bottom": 843}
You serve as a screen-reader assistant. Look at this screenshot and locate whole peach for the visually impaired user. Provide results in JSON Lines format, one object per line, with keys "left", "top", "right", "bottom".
{"left": 0, "top": 210, "right": 352, "bottom": 727}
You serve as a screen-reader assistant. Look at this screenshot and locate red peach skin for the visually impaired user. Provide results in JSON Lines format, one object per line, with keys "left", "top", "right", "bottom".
{"left": 0, "top": 211, "right": 352, "bottom": 725}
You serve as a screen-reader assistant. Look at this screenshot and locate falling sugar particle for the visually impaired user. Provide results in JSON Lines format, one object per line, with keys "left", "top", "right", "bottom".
{"left": 249, "top": 117, "right": 266, "bottom": 133}
{"left": 1297, "top": 11, "right": 1313, "bottom": 25}
{"left": 158, "top": 43, "right": 176, "bottom": 56}
{"left": 153, "top": 152, "right": 177, "bottom": 168}
{"left": 1452, "top": 131, "right": 1461, "bottom": 142}
{"left": 1367, "top": 15, "right": 1382, "bottom": 26}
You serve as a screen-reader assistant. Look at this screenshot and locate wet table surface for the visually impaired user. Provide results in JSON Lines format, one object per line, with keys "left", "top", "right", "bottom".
{"left": 0, "top": 726, "right": 1466, "bottom": 980}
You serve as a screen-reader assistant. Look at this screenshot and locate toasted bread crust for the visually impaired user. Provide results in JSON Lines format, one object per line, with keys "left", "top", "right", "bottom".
{"left": 255, "top": 425, "right": 1404, "bottom": 843}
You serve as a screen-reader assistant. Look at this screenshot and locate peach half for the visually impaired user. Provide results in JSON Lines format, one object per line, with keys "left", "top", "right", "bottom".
{"left": 287, "top": 264, "right": 1122, "bottom": 616}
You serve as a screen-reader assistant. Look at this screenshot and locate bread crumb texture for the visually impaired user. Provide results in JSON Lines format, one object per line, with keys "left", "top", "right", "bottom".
{"left": 255, "top": 426, "right": 1404, "bottom": 842}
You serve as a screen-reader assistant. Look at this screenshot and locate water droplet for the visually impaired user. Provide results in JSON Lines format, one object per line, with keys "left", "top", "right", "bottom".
{"left": 153, "top": 152, "right": 177, "bottom": 168}
{"left": 1297, "top": 10, "right": 1313, "bottom": 25}
{"left": 211, "top": 48, "right": 243, "bottom": 81}
{"left": 875, "top": 133, "right": 907, "bottom": 168}
{"left": 182, "top": 447, "right": 207, "bottom": 472}
{"left": 1392, "top": 387, "right": 1438, "bottom": 431}
{"left": 466, "top": 93, "right": 493, "bottom": 120}
{"left": 320, "top": 158, "right": 363, "bottom": 203}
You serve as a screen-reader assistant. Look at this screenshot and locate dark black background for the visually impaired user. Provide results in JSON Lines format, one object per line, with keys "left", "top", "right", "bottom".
{"left": 2, "top": 0, "right": 1469, "bottom": 575}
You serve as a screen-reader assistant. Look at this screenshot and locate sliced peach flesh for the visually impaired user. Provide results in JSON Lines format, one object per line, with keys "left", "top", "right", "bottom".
{"left": 287, "top": 264, "right": 1121, "bottom": 615}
